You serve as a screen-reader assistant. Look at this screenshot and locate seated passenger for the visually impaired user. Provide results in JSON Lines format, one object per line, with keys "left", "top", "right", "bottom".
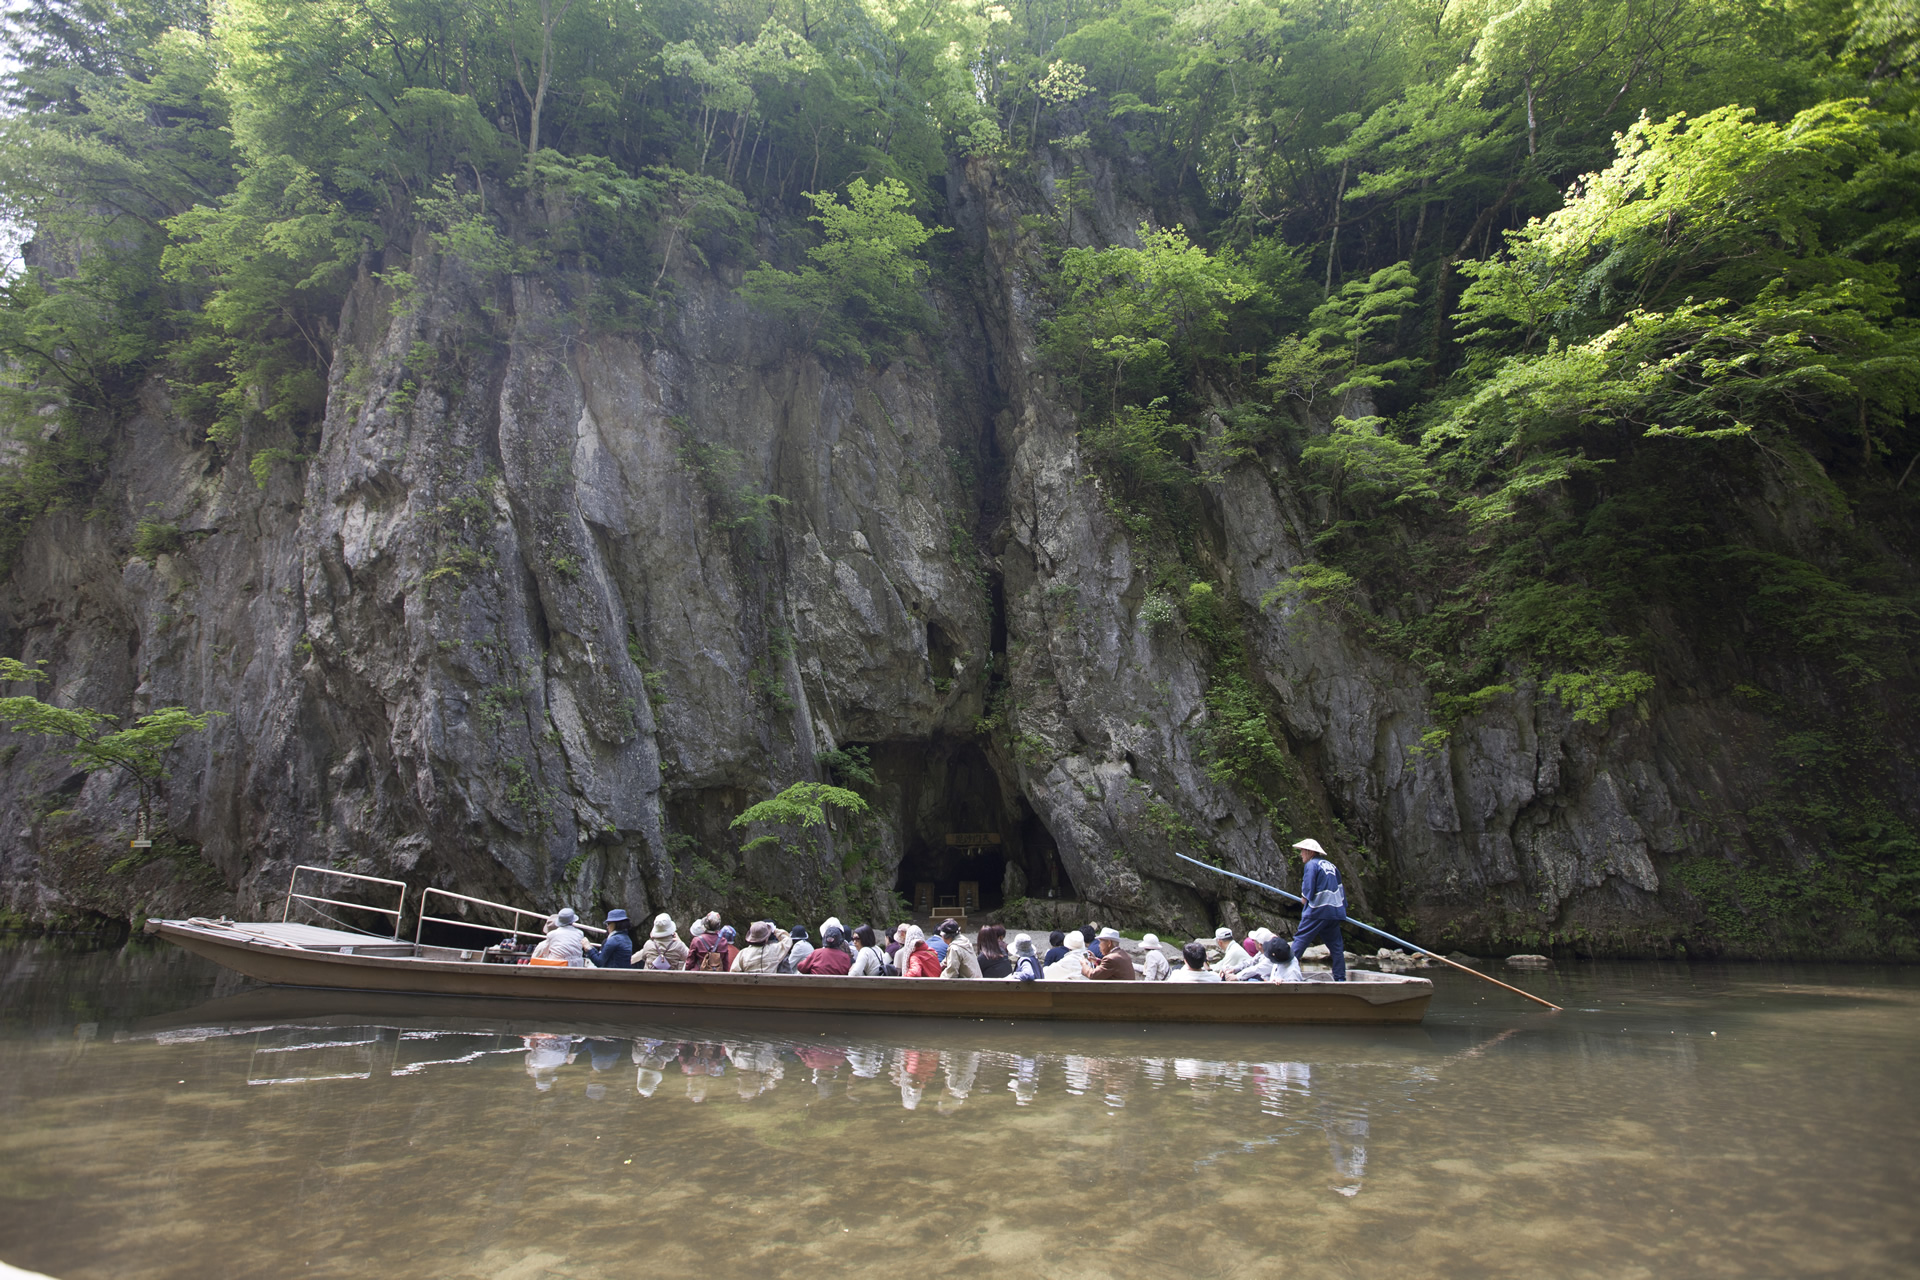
{"left": 848, "top": 924, "right": 891, "bottom": 976}
{"left": 1168, "top": 941, "right": 1224, "bottom": 982}
{"left": 926, "top": 927, "right": 950, "bottom": 964}
{"left": 1043, "top": 931, "right": 1089, "bottom": 981}
{"left": 900, "top": 925, "right": 941, "bottom": 977}
{"left": 976, "top": 925, "right": 1013, "bottom": 979}
{"left": 584, "top": 909, "right": 635, "bottom": 969}
{"left": 798, "top": 925, "right": 854, "bottom": 974}
{"left": 1010, "top": 933, "right": 1044, "bottom": 982}
{"left": 1264, "top": 936, "right": 1306, "bottom": 983}
{"left": 1232, "top": 929, "right": 1280, "bottom": 981}
{"left": 783, "top": 926, "right": 814, "bottom": 972}
{"left": 939, "top": 919, "right": 980, "bottom": 978}
{"left": 1042, "top": 930, "right": 1068, "bottom": 966}
{"left": 732, "top": 922, "right": 791, "bottom": 973}
{"left": 1082, "top": 927, "right": 1136, "bottom": 981}
{"left": 532, "top": 908, "right": 587, "bottom": 967}
{"left": 1212, "top": 926, "right": 1254, "bottom": 977}
{"left": 638, "top": 914, "right": 689, "bottom": 970}
{"left": 1137, "top": 932, "right": 1171, "bottom": 982}
{"left": 685, "top": 916, "right": 733, "bottom": 971}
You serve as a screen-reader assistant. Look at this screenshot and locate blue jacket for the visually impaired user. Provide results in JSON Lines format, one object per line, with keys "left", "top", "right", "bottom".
{"left": 1299, "top": 858, "right": 1348, "bottom": 924}
{"left": 586, "top": 930, "right": 633, "bottom": 969}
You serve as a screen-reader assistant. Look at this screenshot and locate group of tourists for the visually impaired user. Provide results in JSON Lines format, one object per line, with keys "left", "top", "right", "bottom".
{"left": 528, "top": 837, "right": 1350, "bottom": 983}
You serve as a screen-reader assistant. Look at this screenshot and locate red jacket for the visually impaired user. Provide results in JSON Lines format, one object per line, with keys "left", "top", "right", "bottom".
{"left": 798, "top": 946, "right": 852, "bottom": 975}
{"left": 903, "top": 944, "right": 941, "bottom": 978}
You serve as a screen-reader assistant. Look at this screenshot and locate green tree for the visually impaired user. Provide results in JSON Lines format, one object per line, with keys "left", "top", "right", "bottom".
{"left": 1042, "top": 223, "right": 1255, "bottom": 411}
{"left": 740, "top": 177, "right": 942, "bottom": 362}
{"left": 0, "top": 658, "right": 222, "bottom": 842}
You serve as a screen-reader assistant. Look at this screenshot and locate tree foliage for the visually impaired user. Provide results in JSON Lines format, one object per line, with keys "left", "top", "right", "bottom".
{"left": 0, "top": 657, "right": 221, "bottom": 838}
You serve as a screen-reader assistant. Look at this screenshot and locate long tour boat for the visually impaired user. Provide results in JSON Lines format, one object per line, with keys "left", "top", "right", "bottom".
{"left": 144, "top": 865, "right": 1434, "bottom": 1026}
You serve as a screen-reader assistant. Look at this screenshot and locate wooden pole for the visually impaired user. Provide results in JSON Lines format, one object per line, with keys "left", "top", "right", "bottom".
{"left": 1173, "top": 852, "right": 1563, "bottom": 1013}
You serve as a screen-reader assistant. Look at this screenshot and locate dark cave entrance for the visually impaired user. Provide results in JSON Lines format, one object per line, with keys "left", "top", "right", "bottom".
{"left": 872, "top": 737, "right": 1074, "bottom": 919}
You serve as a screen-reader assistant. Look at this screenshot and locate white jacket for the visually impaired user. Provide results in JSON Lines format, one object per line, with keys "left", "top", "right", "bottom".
{"left": 1139, "top": 948, "right": 1171, "bottom": 982}
{"left": 534, "top": 925, "right": 587, "bottom": 966}
{"left": 850, "top": 945, "right": 890, "bottom": 976}
{"left": 1168, "top": 966, "right": 1223, "bottom": 983}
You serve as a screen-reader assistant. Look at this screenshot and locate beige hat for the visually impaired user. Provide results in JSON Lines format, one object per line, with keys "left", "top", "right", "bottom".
{"left": 746, "top": 921, "right": 774, "bottom": 945}
{"left": 650, "top": 913, "right": 676, "bottom": 939}
{"left": 1293, "top": 837, "right": 1327, "bottom": 856}
{"left": 1252, "top": 927, "right": 1276, "bottom": 944}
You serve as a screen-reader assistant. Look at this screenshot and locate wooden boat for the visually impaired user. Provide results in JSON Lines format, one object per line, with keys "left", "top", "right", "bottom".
{"left": 142, "top": 867, "right": 1433, "bottom": 1026}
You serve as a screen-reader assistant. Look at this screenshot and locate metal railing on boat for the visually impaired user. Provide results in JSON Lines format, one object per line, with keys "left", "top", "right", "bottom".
{"left": 282, "top": 865, "right": 408, "bottom": 940}
{"left": 414, "top": 886, "right": 604, "bottom": 951}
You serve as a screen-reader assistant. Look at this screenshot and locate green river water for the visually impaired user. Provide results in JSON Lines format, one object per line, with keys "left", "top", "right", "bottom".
{"left": 0, "top": 938, "right": 1914, "bottom": 1278}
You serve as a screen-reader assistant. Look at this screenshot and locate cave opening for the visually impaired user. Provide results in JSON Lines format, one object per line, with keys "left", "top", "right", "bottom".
{"left": 867, "top": 737, "right": 1073, "bottom": 921}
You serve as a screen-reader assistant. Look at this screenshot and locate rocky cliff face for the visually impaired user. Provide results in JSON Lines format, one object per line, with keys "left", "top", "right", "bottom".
{"left": 1, "top": 162, "right": 1910, "bottom": 956}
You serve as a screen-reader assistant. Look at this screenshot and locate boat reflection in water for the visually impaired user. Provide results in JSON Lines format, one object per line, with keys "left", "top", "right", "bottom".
{"left": 199, "top": 1012, "right": 1427, "bottom": 1197}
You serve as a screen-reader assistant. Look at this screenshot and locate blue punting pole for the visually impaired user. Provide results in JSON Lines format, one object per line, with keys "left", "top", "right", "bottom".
{"left": 1173, "top": 851, "right": 1562, "bottom": 1011}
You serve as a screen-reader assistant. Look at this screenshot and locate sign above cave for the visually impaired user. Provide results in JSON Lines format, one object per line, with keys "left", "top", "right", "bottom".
{"left": 945, "top": 833, "right": 1003, "bottom": 846}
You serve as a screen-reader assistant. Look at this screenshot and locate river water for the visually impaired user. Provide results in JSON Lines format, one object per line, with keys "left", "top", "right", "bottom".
{"left": 0, "top": 939, "right": 1914, "bottom": 1279}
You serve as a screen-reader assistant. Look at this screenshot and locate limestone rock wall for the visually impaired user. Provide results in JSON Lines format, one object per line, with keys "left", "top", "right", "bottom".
{"left": 0, "top": 162, "right": 1909, "bottom": 956}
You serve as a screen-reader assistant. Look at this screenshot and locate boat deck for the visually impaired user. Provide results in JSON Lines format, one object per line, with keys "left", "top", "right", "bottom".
{"left": 185, "top": 919, "right": 416, "bottom": 957}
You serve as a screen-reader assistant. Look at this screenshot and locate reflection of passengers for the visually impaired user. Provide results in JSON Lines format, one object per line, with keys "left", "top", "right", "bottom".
{"left": 893, "top": 1048, "right": 938, "bottom": 1109}
{"left": 677, "top": 1041, "right": 727, "bottom": 1102}
{"left": 524, "top": 1033, "right": 575, "bottom": 1090}
{"left": 726, "top": 1040, "right": 784, "bottom": 1099}
{"left": 634, "top": 1038, "right": 672, "bottom": 1097}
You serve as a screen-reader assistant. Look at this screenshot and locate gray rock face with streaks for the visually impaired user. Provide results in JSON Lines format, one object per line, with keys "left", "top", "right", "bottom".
{"left": 0, "top": 161, "right": 1884, "bottom": 955}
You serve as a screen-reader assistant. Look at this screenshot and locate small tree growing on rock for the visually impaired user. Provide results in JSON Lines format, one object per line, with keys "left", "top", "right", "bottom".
{"left": 0, "top": 659, "right": 221, "bottom": 845}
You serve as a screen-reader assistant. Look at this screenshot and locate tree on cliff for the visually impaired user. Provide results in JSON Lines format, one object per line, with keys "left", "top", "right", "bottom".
{"left": 0, "top": 659, "right": 221, "bottom": 844}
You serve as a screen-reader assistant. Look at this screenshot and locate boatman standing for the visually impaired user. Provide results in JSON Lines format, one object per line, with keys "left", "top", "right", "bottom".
{"left": 1289, "top": 838, "right": 1347, "bottom": 982}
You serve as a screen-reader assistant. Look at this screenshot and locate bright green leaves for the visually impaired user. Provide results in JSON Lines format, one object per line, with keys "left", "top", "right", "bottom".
{"left": 1043, "top": 223, "right": 1254, "bottom": 411}
{"left": 730, "top": 782, "right": 871, "bottom": 854}
{"left": 1266, "top": 261, "right": 1423, "bottom": 409}
{"left": 740, "top": 177, "right": 942, "bottom": 363}
{"left": 1449, "top": 102, "right": 1920, "bottom": 469}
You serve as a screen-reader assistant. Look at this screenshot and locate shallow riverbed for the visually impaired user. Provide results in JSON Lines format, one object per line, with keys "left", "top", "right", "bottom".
{"left": 0, "top": 938, "right": 1914, "bottom": 1279}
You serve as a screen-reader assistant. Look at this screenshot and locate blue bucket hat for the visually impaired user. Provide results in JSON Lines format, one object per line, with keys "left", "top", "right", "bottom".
{"left": 606, "top": 909, "right": 629, "bottom": 924}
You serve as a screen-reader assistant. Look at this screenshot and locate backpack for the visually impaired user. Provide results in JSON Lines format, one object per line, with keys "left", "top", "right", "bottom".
{"left": 694, "top": 938, "right": 729, "bottom": 972}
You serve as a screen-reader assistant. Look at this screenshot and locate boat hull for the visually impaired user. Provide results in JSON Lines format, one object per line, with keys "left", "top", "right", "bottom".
{"left": 146, "top": 919, "right": 1432, "bottom": 1025}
